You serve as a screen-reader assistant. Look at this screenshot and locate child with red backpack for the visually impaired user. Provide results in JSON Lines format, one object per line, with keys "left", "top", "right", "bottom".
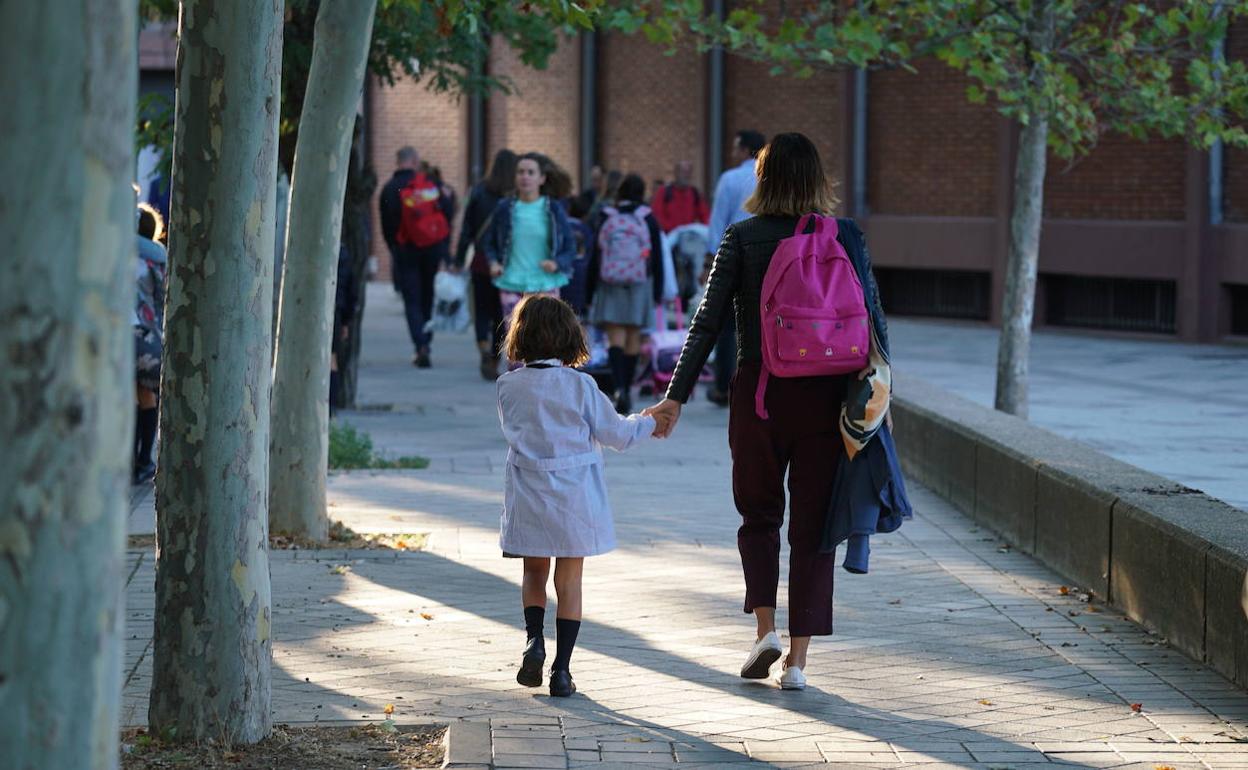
{"left": 586, "top": 174, "right": 665, "bottom": 414}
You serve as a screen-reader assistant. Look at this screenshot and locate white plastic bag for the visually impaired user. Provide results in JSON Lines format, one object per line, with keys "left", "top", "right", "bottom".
{"left": 424, "top": 270, "right": 470, "bottom": 333}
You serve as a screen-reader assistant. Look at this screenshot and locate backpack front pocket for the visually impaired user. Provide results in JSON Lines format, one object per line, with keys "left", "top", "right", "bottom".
{"left": 772, "top": 307, "right": 870, "bottom": 366}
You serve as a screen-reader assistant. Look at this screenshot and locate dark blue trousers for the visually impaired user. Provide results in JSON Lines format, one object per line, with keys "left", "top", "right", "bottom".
{"left": 392, "top": 240, "right": 448, "bottom": 353}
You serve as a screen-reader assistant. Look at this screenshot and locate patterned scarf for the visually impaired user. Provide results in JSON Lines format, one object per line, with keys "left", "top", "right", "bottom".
{"left": 839, "top": 325, "right": 891, "bottom": 461}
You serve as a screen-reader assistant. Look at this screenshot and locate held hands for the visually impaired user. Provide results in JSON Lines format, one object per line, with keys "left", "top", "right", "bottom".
{"left": 641, "top": 399, "right": 682, "bottom": 439}
{"left": 489, "top": 262, "right": 504, "bottom": 278}
{"left": 539, "top": 259, "right": 558, "bottom": 274}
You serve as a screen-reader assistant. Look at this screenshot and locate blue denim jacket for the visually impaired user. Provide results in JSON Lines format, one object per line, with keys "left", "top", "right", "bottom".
{"left": 481, "top": 196, "right": 577, "bottom": 278}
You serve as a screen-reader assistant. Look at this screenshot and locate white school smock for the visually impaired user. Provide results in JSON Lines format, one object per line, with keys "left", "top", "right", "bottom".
{"left": 497, "top": 360, "right": 656, "bottom": 557}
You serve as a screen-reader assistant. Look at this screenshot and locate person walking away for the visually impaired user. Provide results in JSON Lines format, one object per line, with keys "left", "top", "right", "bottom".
{"left": 133, "top": 202, "right": 167, "bottom": 485}
{"left": 586, "top": 169, "right": 623, "bottom": 225}
{"left": 651, "top": 160, "right": 708, "bottom": 233}
{"left": 575, "top": 164, "right": 605, "bottom": 215}
{"left": 646, "top": 133, "right": 891, "bottom": 691}
{"left": 330, "top": 244, "right": 358, "bottom": 416}
{"left": 457, "top": 149, "right": 518, "bottom": 380}
{"left": 561, "top": 194, "right": 595, "bottom": 318}
{"left": 586, "top": 174, "right": 664, "bottom": 414}
{"left": 379, "top": 146, "right": 453, "bottom": 368}
{"left": 703, "top": 130, "right": 766, "bottom": 405}
{"left": 497, "top": 296, "right": 666, "bottom": 697}
{"left": 481, "top": 153, "right": 577, "bottom": 344}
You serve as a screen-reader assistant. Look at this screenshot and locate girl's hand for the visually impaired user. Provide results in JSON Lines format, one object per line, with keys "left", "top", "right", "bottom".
{"left": 642, "top": 399, "right": 682, "bottom": 439}
{"left": 540, "top": 259, "right": 558, "bottom": 274}
{"left": 490, "top": 262, "right": 504, "bottom": 278}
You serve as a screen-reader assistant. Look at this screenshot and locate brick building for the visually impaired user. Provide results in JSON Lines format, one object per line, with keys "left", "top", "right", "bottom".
{"left": 365, "top": 24, "right": 1248, "bottom": 343}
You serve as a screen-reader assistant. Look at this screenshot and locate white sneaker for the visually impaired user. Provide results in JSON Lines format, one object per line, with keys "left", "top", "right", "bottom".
{"left": 740, "top": 631, "right": 783, "bottom": 679}
{"left": 779, "top": 664, "right": 807, "bottom": 690}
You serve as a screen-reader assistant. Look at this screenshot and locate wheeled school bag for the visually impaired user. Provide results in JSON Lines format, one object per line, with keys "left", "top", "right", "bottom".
{"left": 756, "top": 214, "right": 870, "bottom": 419}
{"left": 596, "top": 205, "right": 652, "bottom": 286}
{"left": 398, "top": 173, "right": 450, "bottom": 248}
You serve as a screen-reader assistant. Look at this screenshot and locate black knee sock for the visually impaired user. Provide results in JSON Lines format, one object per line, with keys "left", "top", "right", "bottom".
{"left": 524, "top": 605, "right": 545, "bottom": 641}
{"left": 607, "top": 346, "right": 625, "bottom": 395}
{"left": 621, "top": 354, "right": 639, "bottom": 394}
{"left": 135, "top": 407, "right": 158, "bottom": 466}
{"left": 552, "top": 618, "right": 581, "bottom": 672}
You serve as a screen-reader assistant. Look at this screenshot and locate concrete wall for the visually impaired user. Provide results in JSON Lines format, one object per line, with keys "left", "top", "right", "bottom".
{"left": 892, "top": 375, "right": 1248, "bottom": 689}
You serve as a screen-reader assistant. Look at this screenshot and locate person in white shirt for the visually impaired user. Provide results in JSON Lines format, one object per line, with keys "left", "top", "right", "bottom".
{"left": 704, "top": 130, "right": 767, "bottom": 404}
{"left": 496, "top": 295, "right": 669, "bottom": 697}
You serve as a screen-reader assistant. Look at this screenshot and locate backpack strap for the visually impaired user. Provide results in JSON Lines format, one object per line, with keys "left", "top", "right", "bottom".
{"left": 755, "top": 369, "right": 770, "bottom": 420}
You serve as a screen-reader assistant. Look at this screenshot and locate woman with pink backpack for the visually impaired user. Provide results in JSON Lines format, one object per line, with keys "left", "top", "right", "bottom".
{"left": 645, "top": 133, "right": 893, "bottom": 690}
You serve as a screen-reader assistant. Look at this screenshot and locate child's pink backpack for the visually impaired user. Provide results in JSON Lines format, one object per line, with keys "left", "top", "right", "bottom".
{"left": 597, "top": 205, "right": 652, "bottom": 285}
{"left": 756, "top": 214, "right": 869, "bottom": 419}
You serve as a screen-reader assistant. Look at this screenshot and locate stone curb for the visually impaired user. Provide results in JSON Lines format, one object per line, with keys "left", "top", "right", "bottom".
{"left": 443, "top": 720, "right": 492, "bottom": 769}
{"left": 892, "top": 373, "right": 1248, "bottom": 690}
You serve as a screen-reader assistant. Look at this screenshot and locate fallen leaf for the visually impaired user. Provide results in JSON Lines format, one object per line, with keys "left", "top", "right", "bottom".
{"left": 384, "top": 703, "right": 395, "bottom": 716}
{"left": 1130, "top": 703, "right": 1143, "bottom": 712}
{"left": 420, "top": 612, "right": 434, "bottom": 621}
{"left": 1155, "top": 765, "right": 1176, "bottom": 770}
{"left": 1058, "top": 586, "right": 1070, "bottom": 596}
{"left": 329, "top": 564, "right": 350, "bottom": 575}
{"left": 978, "top": 699, "right": 993, "bottom": 706}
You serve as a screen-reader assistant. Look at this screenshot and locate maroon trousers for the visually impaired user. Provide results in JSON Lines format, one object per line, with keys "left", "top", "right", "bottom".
{"left": 728, "top": 363, "right": 847, "bottom": 637}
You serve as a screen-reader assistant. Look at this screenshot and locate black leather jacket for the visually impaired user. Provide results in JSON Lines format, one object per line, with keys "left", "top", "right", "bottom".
{"left": 666, "top": 214, "right": 888, "bottom": 403}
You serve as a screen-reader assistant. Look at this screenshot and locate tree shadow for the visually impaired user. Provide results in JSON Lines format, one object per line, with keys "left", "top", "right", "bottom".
{"left": 345, "top": 549, "right": 1103, "bottom": 768}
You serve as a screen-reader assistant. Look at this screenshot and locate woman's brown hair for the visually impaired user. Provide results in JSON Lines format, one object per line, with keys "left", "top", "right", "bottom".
{"left": 503, "top": 295, "right": 589, "bottom": 367}
{"left": 744, "top": 132, "right": 839, "bottom": 217}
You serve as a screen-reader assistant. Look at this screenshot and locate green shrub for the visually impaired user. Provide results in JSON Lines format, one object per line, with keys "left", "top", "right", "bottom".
{"left": 328, "top": 422, "right": 429, "bottom": 470}
{"left": 328, "top": 422, "right": 376, "bottom": 469}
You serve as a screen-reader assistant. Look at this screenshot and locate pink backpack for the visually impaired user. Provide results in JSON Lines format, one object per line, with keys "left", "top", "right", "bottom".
{"left": 756, "top": 214, "right": 870, "bottom": 419}
{"left": 597, "top": 205, "right": 651, "bottom": 285}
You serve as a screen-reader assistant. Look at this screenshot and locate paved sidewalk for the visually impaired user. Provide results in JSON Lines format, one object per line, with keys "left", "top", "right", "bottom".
{"left": 887, "top": 318, "right": 1248, "bottom": 511}
{"left": 123, "top": 287, "right": 1248, "bottom": 768}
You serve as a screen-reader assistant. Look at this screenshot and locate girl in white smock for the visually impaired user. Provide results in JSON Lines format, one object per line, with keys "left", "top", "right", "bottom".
{"left": 496, "top": 295, "right": 666, "bottom": 698}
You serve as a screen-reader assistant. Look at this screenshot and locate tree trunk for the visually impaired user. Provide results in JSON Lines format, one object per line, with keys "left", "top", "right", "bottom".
{"left": 269, "top": 0, "right": 379, "bottom": 539}
{"left": 994, "top": 115, "right": 1049, "bottom": 418}
{"left": 150, "top": 0, "right": 283, "bottom": 744}
{"left": 0, "top": 4, "right": 135, "bottom": 768}
{"left": 338, "top": 122, "right": 378, "bottom": 410}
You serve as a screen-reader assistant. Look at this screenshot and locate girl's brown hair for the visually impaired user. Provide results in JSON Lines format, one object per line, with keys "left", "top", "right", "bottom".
{"left": 503, "top": 295, "right": 589, "bottom": 367}
{"left": 744, "top": 132, "right": 839, "bottom": 217}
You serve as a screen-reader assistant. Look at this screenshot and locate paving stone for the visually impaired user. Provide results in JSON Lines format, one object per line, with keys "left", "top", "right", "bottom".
{"left": 119, "top": 288, "right": 1248, "bottom": 768}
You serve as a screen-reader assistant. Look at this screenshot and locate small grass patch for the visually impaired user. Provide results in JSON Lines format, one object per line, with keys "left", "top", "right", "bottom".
{"left": 121, "top": 723, "right": 444, "bottom": 769}
{"left": 329, "top": 422, "right": 429, "bottom": 470}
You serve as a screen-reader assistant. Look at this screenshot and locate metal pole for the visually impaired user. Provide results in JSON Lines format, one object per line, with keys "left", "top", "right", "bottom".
{"left": 707, "top": 0, "right": 725, "bottom": 192}
{"left": 580, "top": 31, "right": 597, "bottom": 191}
{"left": 852, "top": 67, "right": 868, "bottom": 216}
{"left": 1210, "top": 7, "right": 1226, "bottom": 226}
{"left": 468, "top": 39, "right": 486, "bottom": 185}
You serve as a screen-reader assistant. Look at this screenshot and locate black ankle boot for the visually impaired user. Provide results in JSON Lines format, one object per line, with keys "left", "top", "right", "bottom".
{"left": 548, "top": 669, "right": 576, "bottom": 697}
{"left": 517, "top": 636, "right": 545, "bottom": 687}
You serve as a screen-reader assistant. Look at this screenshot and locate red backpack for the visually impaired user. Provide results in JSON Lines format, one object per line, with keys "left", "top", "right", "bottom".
{"left": 398, "top": 173, "right": 450, "bottom": 248}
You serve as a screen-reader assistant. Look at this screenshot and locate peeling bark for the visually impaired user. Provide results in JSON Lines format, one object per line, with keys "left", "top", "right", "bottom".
{"left": 994, "top": 115, "right": 1049, "bottom": 418}
{"left": 150, "top": 0, "right": 283, "bottom": 744}
{"left": 0, "top": 3, "right": 135, "bottom": 768}
{"left": 269, "top": 0, "right": 379, "bottom": 539}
